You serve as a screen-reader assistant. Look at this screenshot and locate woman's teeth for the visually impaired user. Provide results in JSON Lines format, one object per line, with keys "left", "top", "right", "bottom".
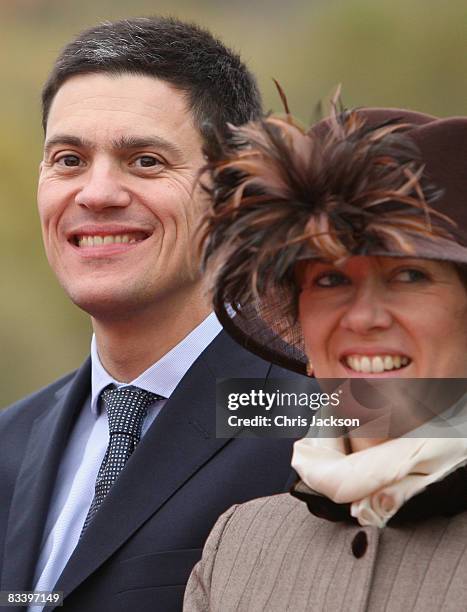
{"left": 345, "top": 355, "right": 410, "bottom": 373}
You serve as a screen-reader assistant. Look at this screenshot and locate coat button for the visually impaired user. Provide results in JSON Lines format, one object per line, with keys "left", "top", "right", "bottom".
{"left": 351, "top": 530, "right": 368, "bottom": 558}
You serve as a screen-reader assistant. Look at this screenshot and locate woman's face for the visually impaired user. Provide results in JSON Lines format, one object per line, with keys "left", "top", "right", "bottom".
{"left": 298, "top": 257, "right": 467, "bottom": 378}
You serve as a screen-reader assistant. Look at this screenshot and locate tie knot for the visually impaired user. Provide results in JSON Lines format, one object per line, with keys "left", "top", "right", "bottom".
{"left": 100, "top": 385, "right": 162, "bottom": 436}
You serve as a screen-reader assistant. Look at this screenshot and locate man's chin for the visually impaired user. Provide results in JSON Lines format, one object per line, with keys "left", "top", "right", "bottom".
{"left": 66, "top": 289, "right": 146, "bottom": 322}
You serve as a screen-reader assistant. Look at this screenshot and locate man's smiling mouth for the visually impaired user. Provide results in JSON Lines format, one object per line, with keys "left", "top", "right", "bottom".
{"left": 343, "top": 354, "right": 411, "bottom": 374}
{"left": 73, "top": 232, "right": 149, "bottom": 247}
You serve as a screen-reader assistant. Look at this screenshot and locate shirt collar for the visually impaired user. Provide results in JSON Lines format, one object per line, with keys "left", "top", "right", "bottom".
{"left": 90, "top": 312, "right": 222, "bottom": 414}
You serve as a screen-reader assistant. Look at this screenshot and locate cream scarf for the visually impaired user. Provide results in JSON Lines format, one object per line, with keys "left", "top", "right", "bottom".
{"left": 292, "top": 435, "right": 467, "bottom": 528}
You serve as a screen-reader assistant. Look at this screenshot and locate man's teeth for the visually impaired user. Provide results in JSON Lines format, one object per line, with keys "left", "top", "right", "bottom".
{"left": 77, "top": 235, "right": 139, "bottom": 247}
{"left": 345, "top": 355, "right": 410, "bottom": 373}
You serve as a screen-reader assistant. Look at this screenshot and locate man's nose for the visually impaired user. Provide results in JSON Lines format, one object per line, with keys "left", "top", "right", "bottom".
{"left": 75, "top": 161, "right": 131, "bottom": 210}
{"left": 339, "top": 283, "right": 393, "bottom": 334}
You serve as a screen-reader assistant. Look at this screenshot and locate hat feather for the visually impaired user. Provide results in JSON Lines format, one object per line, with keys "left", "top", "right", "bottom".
{"left": 201, "top": 103, "right": 456, "bottom": 314}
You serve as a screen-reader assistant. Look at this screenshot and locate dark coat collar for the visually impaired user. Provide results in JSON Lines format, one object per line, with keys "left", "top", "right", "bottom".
{"left": 291, "top": 466, "right": 467, "bottom": 526}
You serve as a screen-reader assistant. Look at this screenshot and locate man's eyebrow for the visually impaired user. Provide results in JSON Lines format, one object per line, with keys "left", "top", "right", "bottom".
{"left": 43, "top": 135, "right": 94, "bottom": 156}
{"left": 43, "top": 134, "right": 185, "bottom": 160}
{"left": 112, "top": 135, "right": 184, "bottom": 159}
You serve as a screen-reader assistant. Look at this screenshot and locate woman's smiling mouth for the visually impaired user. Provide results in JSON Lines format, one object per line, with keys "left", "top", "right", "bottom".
{"left": 342, "top": 354, "right": 411, "bottom": 374}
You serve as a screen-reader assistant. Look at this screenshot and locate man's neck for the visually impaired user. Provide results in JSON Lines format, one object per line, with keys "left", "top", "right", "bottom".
{"left": 92, "top": 295, "right": 212, "bottom": 382}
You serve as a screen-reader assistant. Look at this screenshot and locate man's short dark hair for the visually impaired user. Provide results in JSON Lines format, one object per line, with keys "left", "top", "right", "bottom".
{"left": 41, "top": 16, "right": 262, "bottom": 153}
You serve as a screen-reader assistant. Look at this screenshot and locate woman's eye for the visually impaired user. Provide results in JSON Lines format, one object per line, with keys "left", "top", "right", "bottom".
{"left": 314, "top": 272, "right": 350, "bottom": 287}
{"left": 57, "top": 155, "right": 81, "bottom": 167}
{"left": 393, "top": 269, "right": 428, "bottom": 283}
{"left": 134, "top": 155, "right": 162, "bottom": 168}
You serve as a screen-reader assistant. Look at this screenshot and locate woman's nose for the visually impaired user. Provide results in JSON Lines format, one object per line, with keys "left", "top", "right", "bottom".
{"left": 339, "top": 283, "right": 393, "bottom": 334}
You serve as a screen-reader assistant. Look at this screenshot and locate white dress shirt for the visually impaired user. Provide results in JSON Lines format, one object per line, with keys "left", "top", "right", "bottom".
{"left": 29, "top": 313, "right": 222, "bottom": 610}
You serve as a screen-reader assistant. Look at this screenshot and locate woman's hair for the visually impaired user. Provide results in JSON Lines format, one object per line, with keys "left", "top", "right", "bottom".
{"left": 456, "top": 263, "right": 467, "bottom": 289}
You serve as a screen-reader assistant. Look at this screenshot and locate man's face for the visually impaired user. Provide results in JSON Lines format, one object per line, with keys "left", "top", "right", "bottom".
{"left": 38, "top": 73, "right": 207, "bottom": 320}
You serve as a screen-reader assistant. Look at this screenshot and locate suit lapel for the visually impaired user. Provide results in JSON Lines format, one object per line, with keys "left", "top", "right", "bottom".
{"left": 1, "top": 360, "right": 91, "bottom": 597}
{"left": 54, "top": 332, "right": 270, "bottom": 601}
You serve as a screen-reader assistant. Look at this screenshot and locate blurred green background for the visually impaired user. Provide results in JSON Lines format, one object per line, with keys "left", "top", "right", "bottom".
{"left": 1, "top": 0, "right": 466, "bottom": 407}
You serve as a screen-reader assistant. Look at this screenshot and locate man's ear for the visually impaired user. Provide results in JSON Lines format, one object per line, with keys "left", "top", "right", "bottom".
{"left": 38, "top": 160, "right": 44, "bottom": 175}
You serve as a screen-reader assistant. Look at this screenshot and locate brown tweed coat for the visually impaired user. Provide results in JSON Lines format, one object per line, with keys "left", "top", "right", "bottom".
{"left": 184, "top": 493, "right": 467, "bottom": 611}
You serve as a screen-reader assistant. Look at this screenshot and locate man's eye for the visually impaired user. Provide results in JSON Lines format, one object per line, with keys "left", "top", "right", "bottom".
{"left": 314, "top": 272, "right": 350, "bottom": 287}
{"left": 57, "top": 155, "right": 81, "bottom": 167}
{"left": 134, "top": 155, "right": 162, "bottom": 168}
{"left": 393, "top": 269, "right": 428, "bottom": 283}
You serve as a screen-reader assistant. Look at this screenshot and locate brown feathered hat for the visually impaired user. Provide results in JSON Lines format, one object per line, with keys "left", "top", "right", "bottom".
{"left": 201, "top": 102, "right": 467, "bottom": 375}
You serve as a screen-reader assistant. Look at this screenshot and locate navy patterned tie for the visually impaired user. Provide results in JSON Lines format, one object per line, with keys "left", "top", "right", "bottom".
{"left": 81, "top": 385, "right": 163, "bottom": 535}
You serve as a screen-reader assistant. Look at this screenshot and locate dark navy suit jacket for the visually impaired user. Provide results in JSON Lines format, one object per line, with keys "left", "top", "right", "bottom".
{"left": 0, "top": 331, "right": 301, "bottom": 611}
